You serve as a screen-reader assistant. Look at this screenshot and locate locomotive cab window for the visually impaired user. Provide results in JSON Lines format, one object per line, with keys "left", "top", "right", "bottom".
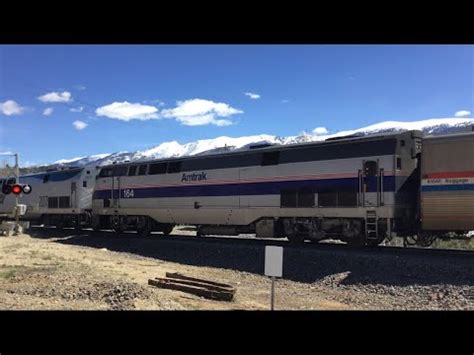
{"left": 261, "top": 151, "right": 280, "bottom": 166}
{"left": 167, "top": 161, "right": 182, "bottom": 174}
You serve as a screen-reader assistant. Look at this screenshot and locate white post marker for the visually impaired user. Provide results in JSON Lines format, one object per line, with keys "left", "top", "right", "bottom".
{"left": 264, "top": 245, "right": 283, "bottom": 311}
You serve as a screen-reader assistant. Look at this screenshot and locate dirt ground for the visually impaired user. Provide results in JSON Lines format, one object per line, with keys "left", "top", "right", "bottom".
{"left": 0, "top": 228, "right": 472, "bottom": 310}
{"left": 0, "top": 232, "right": 345, "bottom": 310}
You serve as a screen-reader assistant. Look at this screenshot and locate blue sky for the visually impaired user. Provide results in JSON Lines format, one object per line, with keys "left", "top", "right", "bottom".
{"left": 0, "top": 45, "right": 472, "bottom": 165}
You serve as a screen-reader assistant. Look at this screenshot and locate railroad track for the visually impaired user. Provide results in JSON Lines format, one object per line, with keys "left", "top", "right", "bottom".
{"left": 27, "top": 225, "right": 474, "bottom": 259}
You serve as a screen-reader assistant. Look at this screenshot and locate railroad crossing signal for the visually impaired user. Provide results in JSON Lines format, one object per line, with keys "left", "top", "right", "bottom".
{"left": 2, "top": 183, "right": 32, "bottom": 195}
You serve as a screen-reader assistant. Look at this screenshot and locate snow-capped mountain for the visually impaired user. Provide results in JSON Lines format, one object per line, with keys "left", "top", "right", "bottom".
{"left": 30, "top": 117, "right": 474, "bottom": 170}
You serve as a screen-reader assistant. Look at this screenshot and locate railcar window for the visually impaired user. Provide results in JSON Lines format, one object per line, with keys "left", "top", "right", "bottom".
{"left": 396, "top": 157, "right": 402, "bottom": 170}
{"left": 364, "top": 161, "right": 377, "bottom": 176}
{"left": 83, "top": 181, "right": 87, "bottom": 188}
{"left": 48, "top": 197, "right": 59, "bottom": 209}
{"left": 261, "top": 152, "right": 280, "bottom": 166}
{"left": 59, "top": 196, "right": 70, "bottom": 208}
{"left": 149, "top": 163, "right": 167, "bottom": 175}
{"left": 137, "top": 164, "right": 148, "bottom": 175}
{"left": 167, "top": 161, "right": 182, "bottom": 174}
{"left": 128, "top": 165, "right": 138, "bottom": 176}
{"left": 400, "top": 140, "right": 406, "bottom": 147}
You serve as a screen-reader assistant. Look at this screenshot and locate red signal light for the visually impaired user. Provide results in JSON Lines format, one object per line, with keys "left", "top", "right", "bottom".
{"left": 11, "top": 184, "right": 22, "bottom": 195}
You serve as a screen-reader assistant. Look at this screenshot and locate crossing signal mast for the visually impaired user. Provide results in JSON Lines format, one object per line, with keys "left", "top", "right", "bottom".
{"left": 0, "top": 153, "right": 32, "bottom": 235}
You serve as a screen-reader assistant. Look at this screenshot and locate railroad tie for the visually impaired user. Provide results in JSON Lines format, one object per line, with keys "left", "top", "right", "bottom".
{"left": 148, "top": 272, "right": 236, "bottom": 302}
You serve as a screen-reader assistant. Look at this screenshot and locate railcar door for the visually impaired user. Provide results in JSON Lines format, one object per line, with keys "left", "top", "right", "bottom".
{"left": 110, "top": 165, "right": 128, "bottom": 208}
{"left": 111, "top": 175, "right": 121, "bottom": 208}
{"left": 70, "top": 182, "right": 77, "bottom": 208}
{"left": 359, "top": 160, "right": 380, "bottom": 207}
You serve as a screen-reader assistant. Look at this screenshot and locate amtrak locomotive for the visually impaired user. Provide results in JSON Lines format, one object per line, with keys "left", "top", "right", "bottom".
{"left": 0, "top": 167, "right": 99, "bottom": 229}
{"left": 1, "top": 130, "right": 473, "bottom": 247}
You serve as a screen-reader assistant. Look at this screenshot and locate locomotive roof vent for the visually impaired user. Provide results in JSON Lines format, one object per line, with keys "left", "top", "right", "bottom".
{"left": 325, "top": 133, "right": 363, "bottom": 141}
{"left": 248, "top": 143, "right": 275, "bottom": 149}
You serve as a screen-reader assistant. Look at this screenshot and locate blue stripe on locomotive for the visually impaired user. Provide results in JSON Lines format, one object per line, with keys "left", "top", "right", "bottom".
{"left": 421, "top": 184, "right": 474, "bottom": 192}
{"left": 93, "top": 176, "right": 397, "bottom": 200}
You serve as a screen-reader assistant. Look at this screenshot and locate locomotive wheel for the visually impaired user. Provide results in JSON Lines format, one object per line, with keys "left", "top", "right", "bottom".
{"left": 161, "top": 224, "right": 174, "bottom": 236}
{"left": 137, "top": 217, "right": 151, "bottom": 237}
{"left": 74, "top": 216, "right": 82, "bottom": 233}
{"left": 91, "top": 216, "right": 102, "bottom": 233}
{"left": 55, "top": 220, "right": 66, "bottom": 230}
{"left": 111, "top": 216, "right": 124, "bottom": 235}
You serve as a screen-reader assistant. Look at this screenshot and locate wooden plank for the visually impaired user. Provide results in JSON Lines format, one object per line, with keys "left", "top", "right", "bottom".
{"left": 148, "top": 278, "right": 234, "bottom": 301}
{"left": 153, "top": 277, "right": 235, "bottom": 294}
{"left": 165, "top": 272, "right": 234, "bottom": 289}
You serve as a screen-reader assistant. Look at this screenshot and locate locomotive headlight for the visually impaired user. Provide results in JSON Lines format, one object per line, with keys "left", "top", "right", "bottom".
{"left": 22, "top": 184, "right": 32, "bottom": 194}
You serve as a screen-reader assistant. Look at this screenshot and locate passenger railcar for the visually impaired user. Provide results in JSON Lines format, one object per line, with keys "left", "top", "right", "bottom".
{"left": 419, "top": 132, "right": 474, "bottom": 242}
{"left": 91, "top": 130, "right": 423, "bottom": 245}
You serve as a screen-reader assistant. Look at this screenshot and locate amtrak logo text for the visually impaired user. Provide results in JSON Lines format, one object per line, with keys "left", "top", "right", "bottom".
{"left": 181, "top": 172, "right": 207, "bottom": 182}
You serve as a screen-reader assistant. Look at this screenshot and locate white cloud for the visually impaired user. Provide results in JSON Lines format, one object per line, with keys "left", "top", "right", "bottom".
{"left": 313, "top": 127, "right": 329, "bottom": 135}
{"left": 70, "top": 106, "right": 84, "bottom": 113}
{"left": 72, "top": 120, "right": 88, "bottom": 130}
{"left": 244, "top": 92, "right": 261, "bottom": 100}
{"left": 161, "top": 99, "right": 243, "bottom": 126}
{"left": 454, "top": 110, "right": 471, "bottom": 117}
{"left": 38, "top": 91, "right": 73, "bottom": 103}
{"left": 96, "top": 101, "right": 159, "bottom": 121}
{"left": 0, "top": 100, "right": 25, "bottom": 116}
{"left": 281, "top": 99, "right": 290, "bottom": 103}
{"left": 43, "top": 107, "right": 54, "bottom": 116}
{"left": 74, "top": 85, "right": 86, "bottom": 91}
